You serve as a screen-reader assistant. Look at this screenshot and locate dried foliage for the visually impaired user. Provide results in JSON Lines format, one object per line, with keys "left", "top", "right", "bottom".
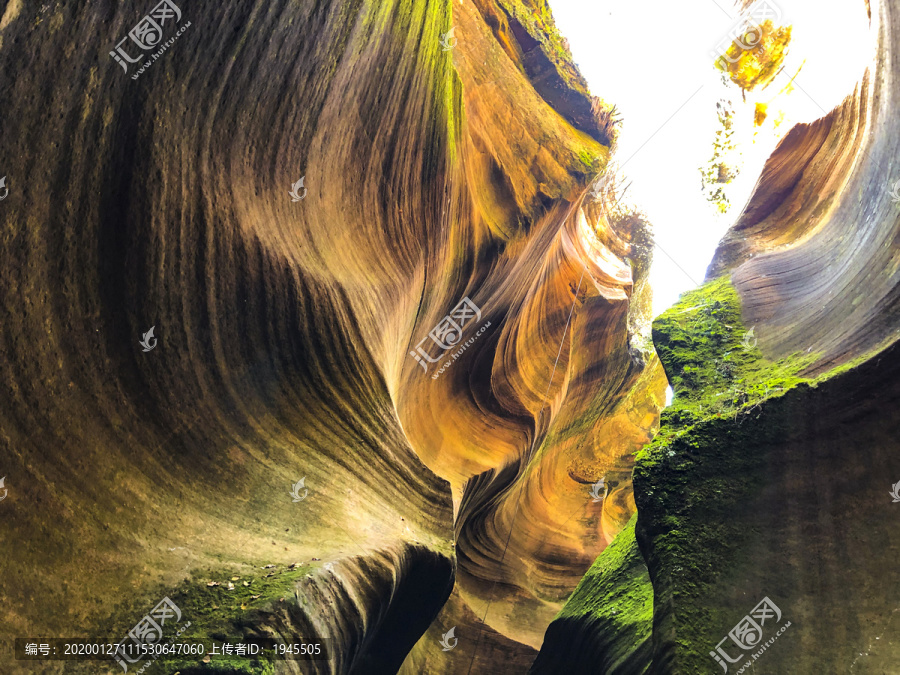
{"left": 699, "top": 101, "right": 741, "bottom": 214}
{"left": 715, "top": 19, "right": 793, "bottom": 96}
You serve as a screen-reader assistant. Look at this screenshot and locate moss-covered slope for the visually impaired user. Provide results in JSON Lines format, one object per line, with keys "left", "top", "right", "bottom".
{"left": 634, "top": 277, "right": 900, "bottom": 673}
{"left": 530, "top": 515, "right": 652, "bottom": 675}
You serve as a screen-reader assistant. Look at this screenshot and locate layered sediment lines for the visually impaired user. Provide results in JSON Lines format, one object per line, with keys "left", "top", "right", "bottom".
{"left": 0, "top": 0, "right": 662, "bottom": 673}
{"left": 708, "top": 13, "right": 895, "bottom": 373}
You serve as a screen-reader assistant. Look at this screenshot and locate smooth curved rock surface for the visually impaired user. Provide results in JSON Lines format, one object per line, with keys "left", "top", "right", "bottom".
{"left": 709, "top": 5, "right": 896, "bottom": 374}
{"left": 0, "top": 0, "right": 662, "bottom": 673}
{"left": 529, "top": 515, "right": 652, "bottom": 675}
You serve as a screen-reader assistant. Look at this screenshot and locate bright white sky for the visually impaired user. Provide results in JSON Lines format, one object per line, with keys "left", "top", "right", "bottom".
{"left": 550, "top": 0, "right": 872, "bottom": 316}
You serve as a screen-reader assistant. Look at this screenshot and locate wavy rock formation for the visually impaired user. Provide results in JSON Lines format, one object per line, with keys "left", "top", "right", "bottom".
{"left": 634, "top": 0, "right": 900, "bottom": 665}
{"left": 0, "top": 0, "right": 663, "bottom": 673}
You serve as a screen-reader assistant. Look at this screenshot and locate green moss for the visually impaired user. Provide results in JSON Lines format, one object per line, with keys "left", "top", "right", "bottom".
{"left": 433, "top": 0, "right": 463, "bottom": 167}
{"left": 501, "top": 0, "right": 591, "bottom": 100}
{"left": 645, "top": 276, "right": 818, "bottom": 443}
{"left": 560, "top": 516, "right": 653, "bottom": 629}
{"left": 631, "top": 275, "right": 873, "bottom": 671}
{"left": 103, "top": 563, "right": 318, "bottom": 674}
{"left": 577, "top": 148, "right": 597, "bottom": 172}
{"left": 536, "top": 516, "right": 652, "bottom": 673}
{"left": 495, "top": 0, "right": 620, "bottom": 146}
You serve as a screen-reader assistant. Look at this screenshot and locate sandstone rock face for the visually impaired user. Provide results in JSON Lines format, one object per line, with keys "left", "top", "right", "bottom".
{"left": 10, "top": 0, "right": 893, "bottom": 671}
{"left": 0, "top": 0, "right": 661, "bottom": 673}
{"left": 708, "top": 69, "right": 889, "bottom": 374}
{"left": 638, "top": 334, "right": 900, "bottom": 674}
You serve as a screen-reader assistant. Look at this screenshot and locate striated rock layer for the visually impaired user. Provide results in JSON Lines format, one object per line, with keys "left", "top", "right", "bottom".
{"left": 0, "top": 0, "right": 662, "bottom": 673}
{"left": 638, "top": 0, "right": 900, "bottom": 669}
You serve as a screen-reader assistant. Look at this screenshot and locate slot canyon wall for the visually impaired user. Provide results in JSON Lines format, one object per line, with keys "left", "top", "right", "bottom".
{"left": 0, "top": 0, "right": 664, "bottom": 673}
{"left": 1, "top": 0, "right": 897, "bottom": 673}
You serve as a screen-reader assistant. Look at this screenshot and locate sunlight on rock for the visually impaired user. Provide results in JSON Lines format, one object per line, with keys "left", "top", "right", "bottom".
{"left": 0, "top": 0, "right": 897, "bottom": 673}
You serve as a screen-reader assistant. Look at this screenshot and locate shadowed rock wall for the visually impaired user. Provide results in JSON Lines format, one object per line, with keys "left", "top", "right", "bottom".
{"left": 0, "top": 0, "right": 661, "bottom": 673}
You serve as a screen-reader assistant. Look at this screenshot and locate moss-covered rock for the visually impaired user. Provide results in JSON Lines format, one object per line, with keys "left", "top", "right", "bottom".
{"left": 634, "top": 276, "right": 900, "bottom": 673}
{"left": 531, "top": 515, "right": 653, "bottom": 674}
{"left": 632, "top": 276, "right": 815, "bottom": 671}
{"left": 472, "top": 0, "right": 619, "bottom": 145}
